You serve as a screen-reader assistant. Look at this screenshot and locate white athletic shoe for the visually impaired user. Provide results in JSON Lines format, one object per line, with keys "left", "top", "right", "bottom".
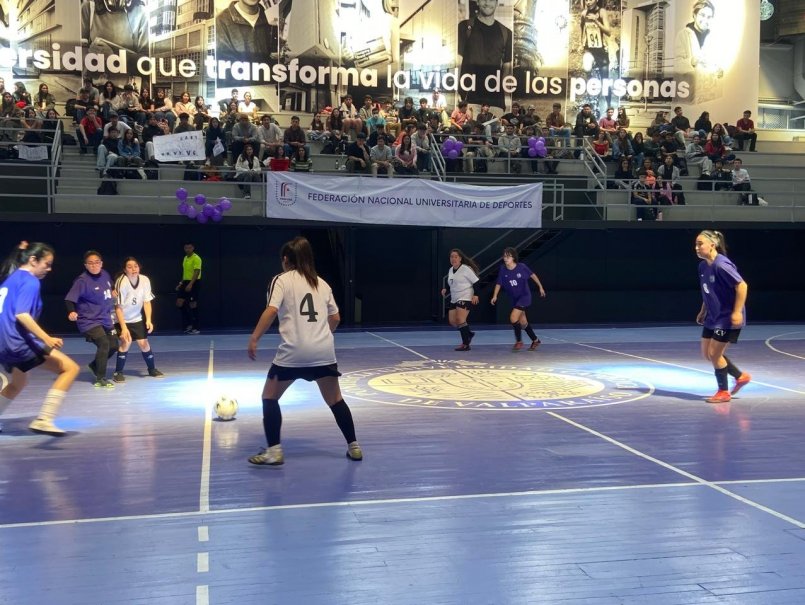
{"left": 249, "top": 444, "right": 284, "bottom": 466}
{"left": 29, "top": 418, "right": 66, "bottom": 436}
{"left": 347, "top": 441, "right": 363, "bottom": 461}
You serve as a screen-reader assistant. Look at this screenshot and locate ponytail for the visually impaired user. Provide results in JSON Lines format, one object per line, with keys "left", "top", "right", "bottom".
{"left": 0, "top": 241, "right": 54, "bottom": 283}
{"left": 700, "top": 230, "right": 727, "bottom": 255}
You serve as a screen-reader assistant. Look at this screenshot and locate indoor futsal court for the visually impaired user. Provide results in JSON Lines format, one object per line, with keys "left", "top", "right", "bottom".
{"left": 2, "top": 324, "right": 805, "bottom": 605}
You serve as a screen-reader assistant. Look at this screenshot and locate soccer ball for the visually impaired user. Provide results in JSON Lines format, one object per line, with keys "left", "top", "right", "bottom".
{"left": 215, "top": 396, "right": 238, "bottom": 421}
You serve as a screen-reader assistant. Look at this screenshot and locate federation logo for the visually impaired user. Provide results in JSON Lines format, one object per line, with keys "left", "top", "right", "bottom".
{"left": 341, "top": 360, "right": 653, "bottom": 410}
{"left": 276, "top": 181, "right": 296, "bottom": 206}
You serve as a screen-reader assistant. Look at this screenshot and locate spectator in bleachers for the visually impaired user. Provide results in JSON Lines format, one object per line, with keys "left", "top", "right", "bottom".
{"left": 82, "top": 77, "right": 100, "bottom": 104}
{"left": 283, "top": 115, "right": 309, "bottom": 159}
{"left": 660, "top": 131, "right": 687, "bottom": 173}
{"left": 346, "top": 132, "right": 371, "bottom": 174}
{"left": 657, "top": 154, "right": 685, "bottom": 204}
{"left": 611, "top": 157, "right": 634, "bottom": 189}
{"left": 193, "top": 96, "right": 211, "bottom": 130}
{"left": 449, "top": 101, "right": 473, "bottom": 133}
{"left": 231, "top": 113, "right": 260, "bottom": 160}
{"left": 670, "top": 106, "right": 692, "bottom": 146}
{"left": 734, "top": 110, "right": 757, "bottom": 152}
{"left": 34, "top": 84, "right": 56, "bottom": 115}
{"left": 78, "top": 107, "right": 103, "bottom": 155}
{"left": 637, "top": 156, "right": 655, "bottom": 177}
{"left": 501, "top": 102, "right": 522, "bottom": 130}
{"left": 257, "top": 114, "right": 283, "bottom": 160}
{"left": 358, "top": 95, "right": 375, "bottom": 126}
{"left": 119, "top": 85, "right": 146, "bottom": 127}
{"left": 711, "top": 122, "right": 733, "bottom": 147}
{"left": 616, "top": 107, "right": 630, "bottom": 130}
{"left": 475, "top": 102, "right": 498, "bottom": 136}
{"left": 237, "top": 92, "right": 258, "bottom": 122}
{"left": 647, "top": 110, "right": 670, "bottom": 137}
{"left": 154, "top": 89, "right": 176, "bottom": 131}
{"left": 686, "top": 133, "right": 712, "bottom": 174}
{"left": 546, "top": 102, "right": 572, "bottom": 146}
{"left": 709, "top": 159, "right": 733, "bottom": 191}
{"left": 97, "top": 126, "right": 121, "bottom": 177}
{"left": 308, "top": 113, "right": 327, "bottom": 141}
{"left": 173, "top": 112, "right": 195, "bottom": 135}
{"left": 72, "top": 88, "right": 97, "bottom": 125}
{"left": 398, "top": 97, "right": 418, "bottom": 131}
{"left": 365, "top": 107, "right": 386, "bottom": 134}
{"left": 205, "top": 117, "right": 226, "bottom": 166}
{"left": 381, "top": 100, "right": 400, "bottom": 137}
{"left": 497, "top": 124, "right": 522, "bottom": 173}
{"left": 430, "top": 88, "right": 447, "bottom": 111}
{"left": 611, "top": 128, "right": 633, "bottom": 163}
{"left": 116, "top": 129, "right": 146, "bottom": 179}
{"left": 99, "top": 81, "right": 125, "bottom": 121}
{"left": 592, "top": 131, "right": 611, "bottom": 161}
{"left": 173, "top": 92, "right": 195, "bottom": 125}
{"left": 416, "top": 98, "right": 433, "bottom": 125}
{"left": 266, "top": 146, "right": 290, "bottom": 172}
{"left": 631, "top": 172, "right": 656, "bottom": 220}
{"left": 219, "top": 89, "right": 238, "bottom": 115}
{"left": 0, "top": 92, "right": 17, "bottom": 139}
{"left": 103, "top": 112, "right": 130, "bottom": 139}
{"left": 370, "top": 135, "right": 394, "bottom": 177}
{"left": 427, "top": 114, "right": 445, "bottom": 137}
{"left": 464, "top": 122, "right": 493, "bottom": 174}
{"left": 291, "top": 147, "right": 311, "bottom": 172}
{"left": 393, "top": 122, "right": 416, "bottom": 147}
{"left": 326, "top": 107, "right": 344, "bottom": 135}
{"left": 13, "top": 82, "right": 32, "bottom": 107}
{"left": 20, "top": 108, "right": 42, "bottom": 144}
{"left": 598, "top": 107, "right": 618, "bottom": 141}
{"left": 41, "top": 109, "right": 60, "bottom": 147}
{"left": 574, "top": 103, "right": 599, "bottom": 141}
{"left": 643, "top": 132, "right": 662, "bottom": 165}
{"left": 368, "top": 123, "right": 394, "bottom": 147}
{"left": 394, "top": 133, "right": 418, "bottom": 175}
{"left": 139, "top": 88, "right": 156, "bottom": 114}
{"left": 694, "top": 111, "right": 712, "bottom": 137}
{"left": 234, "top": 143, "right": 262, "bottom": 199}
{"left": 730, "top": 157, "right": 752, "bottom": 204}
{"left": 142, "top": 113, "right": 166, "bottom": 160}
{"left": 411, "top": 123, "right": 432, "bottom": 172}
{"left": 704, "top": 132, "right": 734, "bottom": 164}
{"left": 321, "top": 128, "right": 348, "bottom": 156}
{"left": 340, "top": 95, "right": 362, "bottom": 139}
{"left": 222, "top": 100, "right": 240, "bottom": 142}
{"left": 520, "top": 105, "right": 540, "bottom": 132}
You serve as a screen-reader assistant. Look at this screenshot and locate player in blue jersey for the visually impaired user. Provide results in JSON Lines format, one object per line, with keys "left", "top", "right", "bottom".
{"left": 491, "top": 247, "right": 546, "bottom": 351}
{"left": 65, "top": 250, "right": 119, "bottom": 388}
{"left": 0, "top": 242, "right": 80, "bottom": 436}
{"left": 441, "top": 249, "right": 480, "bottom": 351}
{"left": 694, "top": 230, "right": 750, "bottom": 403}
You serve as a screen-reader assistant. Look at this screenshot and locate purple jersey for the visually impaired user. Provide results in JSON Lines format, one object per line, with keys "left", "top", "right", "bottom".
{"left": 65, "top": 270, "right": 115, "bottom": 333}
{"left": 699, "top": 255, "right": 745, "bottom": 330}
{"left": 496, "top": 262, "right": 534, "bottom": 307}
{"left": 0, "top": 269, "right": 44, "bottom": 362}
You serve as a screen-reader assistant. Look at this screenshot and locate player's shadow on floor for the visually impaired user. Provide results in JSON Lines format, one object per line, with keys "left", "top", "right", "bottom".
{"left": 648, "top": 388, "right": 709, "bottom": 401}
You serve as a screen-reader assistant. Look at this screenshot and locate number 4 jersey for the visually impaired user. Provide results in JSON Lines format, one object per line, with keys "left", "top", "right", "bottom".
{"left": 267, "top": 270, "right": 339, "bottom": 367}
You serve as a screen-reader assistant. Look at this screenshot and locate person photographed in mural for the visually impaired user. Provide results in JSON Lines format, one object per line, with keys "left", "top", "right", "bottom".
{"left": 80, "top": 0, "right": 148, "bottom": 57}
{"left": 216, "top": 0, "right": 278, "bottom": 65}
{"left": 457, "top": 0, "right": 513, "bottom": 113}
{"left": 579, "top": 0, "right": 614, "bottom": 78}
{"left": 675, "top": 0, "right": 723, "bottom": 99}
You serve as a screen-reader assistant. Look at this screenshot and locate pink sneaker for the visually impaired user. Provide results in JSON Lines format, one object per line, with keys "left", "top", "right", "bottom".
{"left": 731, "top": 373, "right": 751, "bottom": 396}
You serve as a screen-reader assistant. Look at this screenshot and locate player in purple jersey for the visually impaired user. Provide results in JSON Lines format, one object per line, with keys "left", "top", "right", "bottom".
{"left": 491, "top": 247, "right": 546, "bottom": 351}
{"left": 0, "top": 242, "right": 80, "bottom": 436}
{"left": 65, "top": 250, "right": 119, "bottom": 388}
{"left": 695, "top": 230, "right": 751, "bottom": 403}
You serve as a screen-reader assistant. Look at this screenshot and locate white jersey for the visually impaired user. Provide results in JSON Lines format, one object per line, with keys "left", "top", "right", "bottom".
{"left": 267, "top": 270, "right": 339, "bottom": 367}
{"left": 115, "top": 274, "right": 154, "bottom": 324}
{"left": 447, "top": 264, "right": 479, "bottom": 303}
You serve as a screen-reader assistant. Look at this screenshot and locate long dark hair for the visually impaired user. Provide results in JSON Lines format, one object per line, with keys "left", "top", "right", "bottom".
{"left": 281, "top": 236, "right": 318, "bottom": 289}
{"left": 114, "top": 256, "right": 140, "bottom": 285}
{"left": 700, "top": 230, "right": 727, "bottom": 255}
{"left": 0, "top": 241, "right": 54, "bottom": 282}
{"left": 503, "top": 247, "right": 519, "bottom": 263}
{"left": 450, "top": 248, "right": 479, "bottom": 274}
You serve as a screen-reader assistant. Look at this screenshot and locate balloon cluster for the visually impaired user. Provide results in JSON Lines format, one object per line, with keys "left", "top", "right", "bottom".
{"left": 175, "top": 188, "right": 232, "bottom": 224}
{"left": 441, "top": 138, "right": 464, "bottom": 160}
{"left": 527, "top": 137, "right": 548, "bottom": 158}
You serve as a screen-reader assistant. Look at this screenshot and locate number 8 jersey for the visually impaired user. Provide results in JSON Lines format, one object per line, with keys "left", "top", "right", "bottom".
{"left": 267, "top": 270, "right": 339, "bottom": 367}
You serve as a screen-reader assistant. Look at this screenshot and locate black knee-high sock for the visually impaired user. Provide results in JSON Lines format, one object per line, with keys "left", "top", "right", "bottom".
{"left": 93, "top": 336, "right": 111, "bottom": 378}
{"left": 524, "top": 324, "right": 537, "bottom": 341}
{"left": 142, "top": 350, "right": 156, "bottom": 370}
{"left": 190, "top": 306, "right": 199, "bottom": 329}
{"left": 115, "top": 352, "right": 127, "bottom": 373}
{"left": 458, "top": 323, "right": 471, "bottom": 345}
{"left": 715, "top": 367, "right": 729, "bottom": 391}
{"left": 512, "top": 322, "right": 522, "bottom": 341}
{"left": 329, "top": 400, "right": 357, "bottom": 444}
{"left": 180, "top": 303, "right": 191, "bottom": 329}
{"left": 262, "top": 398, "right": 282, "bottom": 446}
{"left": 723, "top": 355, "right": 742, "bottom": 379}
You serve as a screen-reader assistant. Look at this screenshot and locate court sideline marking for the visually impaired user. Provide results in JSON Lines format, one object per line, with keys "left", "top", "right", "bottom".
{"left": 368, "top": 331, "right": 805, "bottom": 529}
{"left": 196, "top": 340, "right": 215, "bottom": 605}
{"left": 765, "top": 331, "right": 805, "bottom": 362}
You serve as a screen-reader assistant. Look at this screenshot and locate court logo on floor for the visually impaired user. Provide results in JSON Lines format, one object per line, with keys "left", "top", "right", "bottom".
{"left": 341, "top": 361, "right": 653, "bottom": 410}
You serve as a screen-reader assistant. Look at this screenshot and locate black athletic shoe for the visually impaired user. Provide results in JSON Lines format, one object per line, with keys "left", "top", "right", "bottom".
{"left": 148, "top": 368, "right": 165, "bottom": 378}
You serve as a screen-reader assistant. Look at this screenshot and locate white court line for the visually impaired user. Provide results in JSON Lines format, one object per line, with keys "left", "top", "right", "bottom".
{"left": 198, "top": 526, "right": 209, "bottom": 542}
{"left": 559, "top": 338, "right": 805, "bottom": 396}
{"left": 366, "top": 332, "right": 431, "bottom": 360}
{"left": 547, "top": 412, "right": 805, "bottom": 529}
{"left": 765, "top": 331, "right": 805, "bottom": 362}
{"left": 198, "top": 341, "right": 214, "bottom": 514}
{"left": 196, "top": 585, "right": 209, "bottom": 605}
{"left": 197, "top": 552, "right": 209, "bottom": 573}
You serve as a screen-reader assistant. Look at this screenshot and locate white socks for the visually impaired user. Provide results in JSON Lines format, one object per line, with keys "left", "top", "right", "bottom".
{"left": 37, "top": 389, "right": 66, "bottom": 421}
{"left": 0, "top": 393, "right": 13, "bottom": 416}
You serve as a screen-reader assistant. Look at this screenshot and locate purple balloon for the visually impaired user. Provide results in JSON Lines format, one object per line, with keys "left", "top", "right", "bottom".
{"left": 202, "top": 203, "right": 215, "bottom": 217}
{"left": 528, "top": 136, "right": 538, "bottom": 148}
{"left": 536, "top": 148, "right": 548, "bottom": 158}
{"left": 219, "top": 198, "right": 232, "bottom": 211}
{"left": 442, "top": 140, "right": 455, "bottom": 152}
{"left": 447, "top": 149, "right": 459, "bottom": 159}
{"left": 527, "top": 147, "right": 538, "bottom": 157}
{"left": 454, "top": 141, "right": 464, "bottom": 152}
{"left": 175, "top": 187, "right": 188, "bottom": 202}
{"left": 538, "top": 136, "right": 545, "bottom": 144}
{"left": 196, "top": 212, "right": 209, "bottom": 224}
{"left": 211, "top": 210, "right": 224, "bottom": 222}
{"left": 194, "top": 193, "right": 206, "bottom": 205}
{"left": 186, "top": 206, "right": 198, "bottom": 219}
{"left": 177, "top": 202, "right": 189, "bottom": 215}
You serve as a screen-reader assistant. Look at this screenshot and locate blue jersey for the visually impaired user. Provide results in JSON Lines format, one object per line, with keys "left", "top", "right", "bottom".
{"left": 0, "top": 269, "right": 44, "bottom": 362}
{"left": 699, "top": 254, "right": 745, "bottom": 330}
{"left": 65, "top": 270, "right": 115, "bottom": 332}
{"left": 496, "top": 262, "right": 534, "bottom": 307}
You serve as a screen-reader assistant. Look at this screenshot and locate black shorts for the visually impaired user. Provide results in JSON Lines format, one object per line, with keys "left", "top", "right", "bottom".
{"left": 83, "top": 325, "right": 119, "bottom": 346}
{"left": 267, "top": 363, "right": 341, "bottom": 382}
{"left": 117, "top": 321, "right": 148, "bottom": 341}
{"left": 447, "top": 300, "right": 472, "bottom": 311}
{"left": 2, "top": 344, "right": 53, "bottom": 373}
{"left": 702, "top": 327, "right": 741, "bottom": 344}
{"left": 177, "top": 280, "right": 201, "bottom": 303}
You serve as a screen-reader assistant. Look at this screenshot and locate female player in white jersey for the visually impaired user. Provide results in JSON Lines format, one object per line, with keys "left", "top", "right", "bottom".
{"left": 247, "top": 236, "right": 362, "bottom": 466}
{"left": 0, "top": 241, "right": 80, "bottom": 435}
{"left": 112, "top": 257, "right": 165, "bottom": 382}
{"left": 441, "top": 248, "right": 480, "bottom": 351}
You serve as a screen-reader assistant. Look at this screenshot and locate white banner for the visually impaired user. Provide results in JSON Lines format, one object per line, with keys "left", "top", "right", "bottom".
{"left": 266, "top": 173, "right": 542, "bottom": 228}
{"left": 152, "top": 131, "right": 205, "bottom": 162}
{"left": 16, "top": 145, "right": 49, "bottom": 161}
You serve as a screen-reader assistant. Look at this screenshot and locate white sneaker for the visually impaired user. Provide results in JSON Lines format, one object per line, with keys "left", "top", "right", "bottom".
{"left": 29, "top": 418, "right": 66, "bottom": 436}
{"left": 758, "top": 197, "right": 769, "bottom": 206}
{"left": 137, "top": 168, "right": 147, "bottom": 179}
{"left": 249, "top": 444, "right": 284, "bottom": 466}
{"left": 346, "top": 441, "right": 363, "bottom": 461}
{"left": 244, "top": 193, "right": 251, "bottom": 199}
